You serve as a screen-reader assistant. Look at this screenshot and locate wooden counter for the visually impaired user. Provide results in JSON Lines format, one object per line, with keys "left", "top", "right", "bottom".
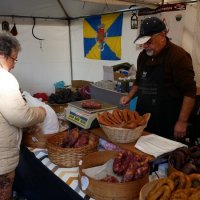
{"left": 90, "top": 127, "right": 154, "bottom": 161}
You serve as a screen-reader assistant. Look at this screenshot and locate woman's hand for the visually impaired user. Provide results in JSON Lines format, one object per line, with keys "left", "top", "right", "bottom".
{"left": 39, "top": 106, "right": 47, "bottom": 117}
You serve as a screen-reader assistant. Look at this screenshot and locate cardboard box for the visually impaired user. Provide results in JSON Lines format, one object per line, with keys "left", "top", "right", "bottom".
{"left": 71, "top": 80, "right": 92, "bottom": 89}
{"left": 103, "top": 63, "right": 132, "bottom": 81}
{"left": 103, "top": 68, "right": 128, "bottom": 81}
{"left": 114, "top": 72, "right": 127, "bottom": 81}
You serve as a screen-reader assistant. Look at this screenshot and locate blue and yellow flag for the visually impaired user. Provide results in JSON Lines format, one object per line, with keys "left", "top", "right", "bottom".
{"left": 83, "top": 13, "right": 123, "bottom": 60}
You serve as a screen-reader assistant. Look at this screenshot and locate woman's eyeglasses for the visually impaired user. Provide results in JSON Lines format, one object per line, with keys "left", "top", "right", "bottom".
{"left": 8, "top": 55, "right": 18, "bottom": 62}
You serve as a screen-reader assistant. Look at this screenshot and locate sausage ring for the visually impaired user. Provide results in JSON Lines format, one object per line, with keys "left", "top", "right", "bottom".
{"left": 189, "top": 187, "right": 200, "bottom": 200}
{"left": 185, "top": 174, "right": 192, "bottom": 188}
{"left": 147, "top": 178, "right": 174, "bottom": 200}
{"left": 169, "top": 171, "right": 187, "bottom": 189}
{"left": 189, "top": 173, "right": 200, "bottom": 188}
{"left": 170, "top": 189, "right": 189, "bottom": 200}
{"left": 147, "top": 185, "right": 171, "bottom": 200}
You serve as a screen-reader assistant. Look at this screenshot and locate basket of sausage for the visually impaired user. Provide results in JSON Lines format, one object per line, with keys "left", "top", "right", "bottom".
{"left": 97, "top": 109, "right": 150, "bottom": 143}
{"left": 79, "top": 150, "right": 150, "bottom": 200}
{"left": 140, "top": 171, "right": 200, "bottom": 200}
{"left": 46, "top": 128, "right": 99, "bottom": 167}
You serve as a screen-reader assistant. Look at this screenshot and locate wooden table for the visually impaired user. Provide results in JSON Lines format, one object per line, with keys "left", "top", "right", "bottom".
{"left": 90, "top": 127, "right": 154, "bottom": 161}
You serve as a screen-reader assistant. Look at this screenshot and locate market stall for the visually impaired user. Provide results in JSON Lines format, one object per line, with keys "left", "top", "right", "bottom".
{"left": 16, "top": 98, "right": 200, "bottom": 200}
{"left": 0, "top": 1, "right": 200, "bottom": 200}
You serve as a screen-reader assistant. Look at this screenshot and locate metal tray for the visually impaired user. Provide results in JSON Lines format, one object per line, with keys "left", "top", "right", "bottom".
{"left": 68, "top": 99, "right": 117, "bottom": 114}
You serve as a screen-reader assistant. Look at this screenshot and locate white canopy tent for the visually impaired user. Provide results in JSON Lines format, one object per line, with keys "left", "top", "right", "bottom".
{"left": 0, "top": 0, "right": 179, "bottom": 20}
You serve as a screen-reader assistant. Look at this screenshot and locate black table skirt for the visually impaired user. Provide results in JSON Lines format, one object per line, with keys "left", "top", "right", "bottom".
{"left": 13, "top": 145, "right": 84, "bottom": 200}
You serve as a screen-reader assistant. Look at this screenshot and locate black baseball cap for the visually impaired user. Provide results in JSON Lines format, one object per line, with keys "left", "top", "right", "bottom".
{"left": 134, "top": 17, "right": 166, "bottom": 45}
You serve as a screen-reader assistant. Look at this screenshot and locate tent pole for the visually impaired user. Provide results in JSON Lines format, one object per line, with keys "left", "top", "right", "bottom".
{"left": 57, "top": 0, "right": 73, "bottom": 81}
{"left": 68, "top": 19, "right": 73, "bottom": 81}
{"left": 57, "top": 0, "right": 70, "bottom": 19}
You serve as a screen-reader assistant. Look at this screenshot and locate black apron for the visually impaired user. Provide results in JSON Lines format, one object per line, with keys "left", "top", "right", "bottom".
{"left": 136, "top": 54, "right": 183, "bottom": 139}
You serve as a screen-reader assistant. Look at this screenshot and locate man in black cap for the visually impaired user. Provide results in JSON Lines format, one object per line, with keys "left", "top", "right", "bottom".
{"left": 120, "top": 17, "right": 196, "bottom": 140}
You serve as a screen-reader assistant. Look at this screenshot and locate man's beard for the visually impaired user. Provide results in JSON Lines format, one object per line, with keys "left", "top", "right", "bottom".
{"left": 145, "top": 49, "right": 154, "bottom": 56}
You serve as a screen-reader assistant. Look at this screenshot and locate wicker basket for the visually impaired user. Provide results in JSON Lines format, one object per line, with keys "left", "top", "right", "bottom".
{"left": 100, "top": 124, "right": 146, "bottom": 144}
{"left": 22, "top": 131, "right": 59, "bottom": 149}
{"left": 22, "top": 120, "right": 68, "bottom": 149}
{"left": 98, "top": 113, "right": 150, "bottom": 144}
{"left": 139, "top": 180, "right": 158, "bottom": 200}
{"left": 46, "top": 131, "right": 98, "bottom": 167}
{"left": 79, "top": 151, "right": 149, "bottom": 200}
{"left": 48, "top": 103, "right": 68, "bottom": 113}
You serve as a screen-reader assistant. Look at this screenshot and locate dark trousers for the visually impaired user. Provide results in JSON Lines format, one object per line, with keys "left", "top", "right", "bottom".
{"left": 13, "top": 145, "right": 84, "bottom": 200}
{"left": 0, "top": 171, "right": 15, "bottom": 200}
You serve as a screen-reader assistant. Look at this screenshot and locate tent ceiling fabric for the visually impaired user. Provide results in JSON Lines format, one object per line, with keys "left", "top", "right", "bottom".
{"left": 0, "top": 0, "right": 196, "bottom": 20}
{"left": 0, "top": 0, "right": 66, "bottom": 19}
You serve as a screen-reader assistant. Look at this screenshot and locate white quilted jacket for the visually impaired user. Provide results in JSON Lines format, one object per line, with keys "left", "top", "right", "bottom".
{"left": 0, "top": 67, "right": 46, "bottom": 175}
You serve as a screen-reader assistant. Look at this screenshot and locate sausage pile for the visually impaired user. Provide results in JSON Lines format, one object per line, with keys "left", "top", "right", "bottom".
{"left": 169, "top": 146, "right": 200, "bottom": 174}
{"left": 98, "top": 109, "right": 149, "bottom": 129}
{"left": 100, "top": 175, "right": 119, "bottom": 183}
{"left": 100, "top": 151, "right": 149, "bottom": 183}
{"left": 61, "top": 128, "right": 98, "bottom": 148}
{"left": 146, "top": 171, "right": 200, "bottom": 200}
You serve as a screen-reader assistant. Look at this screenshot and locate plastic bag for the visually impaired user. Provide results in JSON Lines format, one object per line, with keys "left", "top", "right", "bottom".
{"left": 22, "top": 91, "right": 59, "bottom": 134}
{"left": 54, "top": 81, "right": 65, "bottom": 89}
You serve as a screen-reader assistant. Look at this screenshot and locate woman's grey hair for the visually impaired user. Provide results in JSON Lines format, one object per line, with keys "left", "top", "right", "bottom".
{"left": 0, "top": 31, "right": 21, "bottom": 57}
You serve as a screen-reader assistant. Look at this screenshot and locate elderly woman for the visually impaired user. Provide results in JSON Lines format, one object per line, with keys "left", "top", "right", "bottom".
{"left": 0, "top": 32, "right": 46, "bottom": 200}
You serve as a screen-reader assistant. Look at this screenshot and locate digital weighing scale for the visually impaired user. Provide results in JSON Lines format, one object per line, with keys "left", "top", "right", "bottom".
{"left": 65, "top": 99, "right": 117, "bottom": 129}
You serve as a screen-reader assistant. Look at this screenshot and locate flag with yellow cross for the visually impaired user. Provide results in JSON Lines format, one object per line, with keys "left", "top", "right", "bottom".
{"left": 83, "top": 13, "right": 123, "bottom": 60}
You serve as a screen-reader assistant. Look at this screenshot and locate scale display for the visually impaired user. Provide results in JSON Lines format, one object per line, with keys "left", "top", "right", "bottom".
{"left": 66, "top": 105, "right": 98, "bottom": 129}
{"left": 68, "top": 110, "right": 88, "bottom": 127}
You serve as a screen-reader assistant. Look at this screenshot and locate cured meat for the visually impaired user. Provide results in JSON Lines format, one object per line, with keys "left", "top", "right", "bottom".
{"left": 113, "top": 151, "right": 149, "bottom": 182}
{"left": 81, "top": 100, "right": 102, "bottom": 109}
{"left": 60, "top": 128, "right": 98, "bottom": 148}
{"left": 113, "top": 151, "right": 132, "bottom": 175}
{"left": 74, "top": 133, "right": 89, "bottom": 148}
{"left": 100, "top": 175, "right": 119, "bottom": 183}
{"left": 122, "top": 159, "right": 137, "bottom": 182}
{"left": 67, "top": 128, "right": 80, "bottom": 147}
